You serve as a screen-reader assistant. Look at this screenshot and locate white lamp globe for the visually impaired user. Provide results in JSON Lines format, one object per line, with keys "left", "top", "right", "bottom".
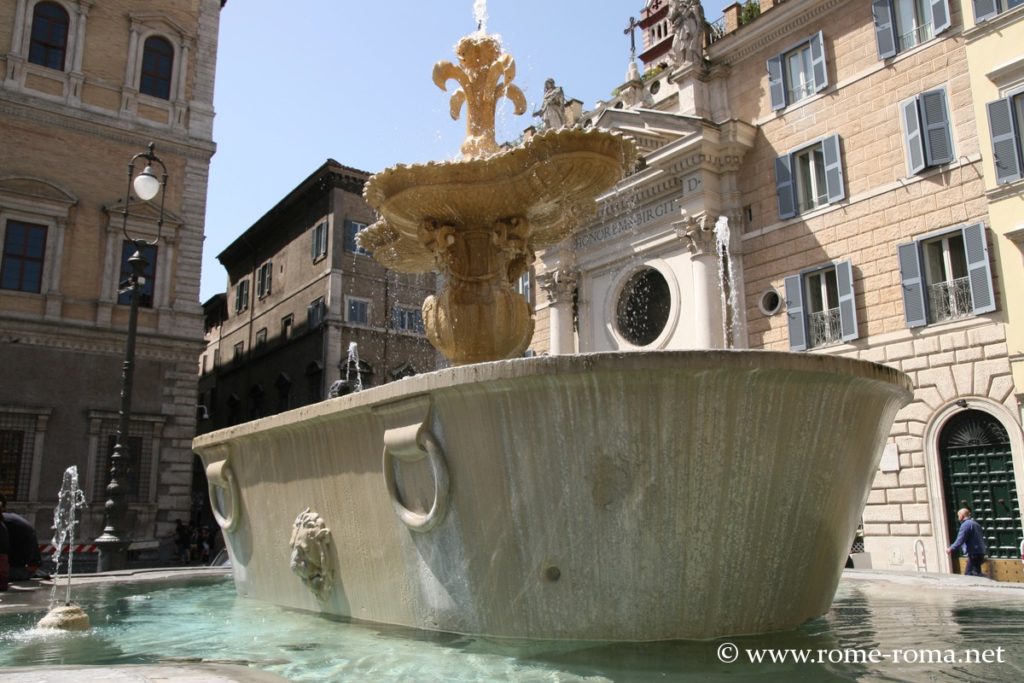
{"left": 132, "top": 165, "right": 161, "bottom": 201}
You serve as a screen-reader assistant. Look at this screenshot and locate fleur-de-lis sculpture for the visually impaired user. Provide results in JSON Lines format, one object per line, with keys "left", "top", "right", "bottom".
{"left": 433, "top": 34, "right": 527, "bottom": 159}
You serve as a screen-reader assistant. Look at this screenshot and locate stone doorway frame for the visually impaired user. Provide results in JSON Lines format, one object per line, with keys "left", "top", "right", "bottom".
{"left": 923, "top": 397, "right": 1024, "bottom": 573}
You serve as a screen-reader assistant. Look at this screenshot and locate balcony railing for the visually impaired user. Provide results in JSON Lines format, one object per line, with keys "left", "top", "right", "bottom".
{"left": 897, "top": 22, "right": 934, "bottom": 52}
{"left": 788, "top": 81, "right": 814, "bottom": 104}
{"left": 928, "top": 276, "right": 972, "bottom": 323}
{"left": 706, "top": 17, "right": 726, "bottom": 45}
{"left": 808, "top": 307, "right": 842, "bottom": 348}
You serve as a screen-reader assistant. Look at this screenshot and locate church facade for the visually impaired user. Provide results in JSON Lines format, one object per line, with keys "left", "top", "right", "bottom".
{"left": 532, "top": 0, "right": 1024, "bottom": 580}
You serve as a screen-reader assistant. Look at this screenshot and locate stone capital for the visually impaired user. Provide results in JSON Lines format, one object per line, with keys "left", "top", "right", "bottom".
{"left": 674, "top": 211, "right": 718, "bottom": 256}
{"left": 537, "top": 268, "right": 578, "bottom": 305}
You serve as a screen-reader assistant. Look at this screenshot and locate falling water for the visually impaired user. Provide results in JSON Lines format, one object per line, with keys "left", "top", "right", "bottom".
{"left": 346, "top": 342, "right": 363, "bottom": 393}
{"left": 714, "top": 216, "right": 739, "bottom": 348}
{"left": 473, "top": 0, "right": 488, "bottom": 33}
{"left": 49, "top": 466, "right": 87, "bottom": 607}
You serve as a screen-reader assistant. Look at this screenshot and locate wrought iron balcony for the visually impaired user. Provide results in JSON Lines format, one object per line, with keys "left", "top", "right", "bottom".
{"left": 928, "top": 276, "right": 972, "bottom": 323}
{"left": 808, "top": 307, "right": 842, "bottom": 348}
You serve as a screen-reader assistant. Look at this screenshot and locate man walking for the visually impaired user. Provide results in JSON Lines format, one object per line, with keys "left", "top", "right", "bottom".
{"left": 946, "top": 508, "right": 988, "bottom": 577}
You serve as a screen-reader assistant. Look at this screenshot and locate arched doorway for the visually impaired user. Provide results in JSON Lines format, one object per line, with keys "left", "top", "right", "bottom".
{"left": 939, "top": 409, "right": 1022, "bottom": 571}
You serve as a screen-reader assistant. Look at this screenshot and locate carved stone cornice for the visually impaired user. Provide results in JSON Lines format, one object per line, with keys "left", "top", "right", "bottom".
{"left": 0, "top": 91, "right": 216, "bottom": 161}
{"left": 537, "top": 268, "right": 578, "bottom": 305}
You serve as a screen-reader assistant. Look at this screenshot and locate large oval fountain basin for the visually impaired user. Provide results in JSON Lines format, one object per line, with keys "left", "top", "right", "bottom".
{"left": 193, "top": 351, "right": 912, "bottom": 641}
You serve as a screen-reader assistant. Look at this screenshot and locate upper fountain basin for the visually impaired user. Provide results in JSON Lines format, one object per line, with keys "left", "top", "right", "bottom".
{"left": 360, "top": 127, "right": 636, "bottom": 273}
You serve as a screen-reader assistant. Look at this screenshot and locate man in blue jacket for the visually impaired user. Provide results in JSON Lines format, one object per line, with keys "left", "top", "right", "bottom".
{"left": 946, "top": 508, "right": 987, "bottom": 577}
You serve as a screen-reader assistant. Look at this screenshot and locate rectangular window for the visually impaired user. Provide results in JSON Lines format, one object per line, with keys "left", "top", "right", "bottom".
{"left": 1, "top": 220, "right": 47, "bottom": 293}
{"left": 897, "top": 223, "right": 996, "bottom": 327}
{"left": 346, "top": 297, "right": 370, "bottom": 325}
{"left": 117, "top": 241, "right": 157, "bottom": 308}
{"left": 0, "top": 429, "right": 25, "bottom": 499}
{"left": 901, "top": 87, "right": 954, "bottom": 175}
{"left": 392, "top": 306, "right": 425, "bottom": 333}
{"left": 281, "top": 314, "right": 294, "bottom": 340}
{"left": 775, "top": 134, "right": 844, "bottom": 218}
{"left": 344, "top": 220, "right": 369, "bottom": 255}
{"left": 255, "top": 327, "right": 267, "bottom": 348}
{"left": 987, "top": 91, "right": 1024, "bottom": 184}
{"left": 873, "top": 0, "right": 950, "bottom": 59}
{"left": 515, "top": 271, "right": 532, "bottom": 305}
{"left": 311, "top": 221, "right": 328, "bottom": 261}
{"left": 256, "top": 261, "right": 272, "bottom": 299}
{"left": 233, "top": 341, "right": 244, "bottom": 360}
{"left": 973, "top": 0, "right": 1024, "bottom": 22}
{"left": 768, "top": 32, "right": 827, "bottom": 110}
{"left": 308, "top": 297, "right": 325, "bottom": 329}
{"left": 234, "top": 279, "right": 250, "bottom": 313}
{"left": 784, "top": 260, "right": 858, "bottom": 351}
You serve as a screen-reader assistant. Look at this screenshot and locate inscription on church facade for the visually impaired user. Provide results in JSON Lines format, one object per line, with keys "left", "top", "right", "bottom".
{"left": 573, "top": 174, "right": 700, "bottom": 250}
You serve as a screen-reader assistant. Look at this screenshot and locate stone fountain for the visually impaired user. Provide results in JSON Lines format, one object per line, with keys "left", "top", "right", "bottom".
{"left": 193, "top": 26, "right": 912, "bottom": 641}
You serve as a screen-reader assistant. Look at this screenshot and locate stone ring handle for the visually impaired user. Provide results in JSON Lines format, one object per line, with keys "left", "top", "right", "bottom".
{"left": 382, "top": 424, "right": 450, "bottom": 532}
{"left": 207, "top": 460, "right": 240, "bottom": 532}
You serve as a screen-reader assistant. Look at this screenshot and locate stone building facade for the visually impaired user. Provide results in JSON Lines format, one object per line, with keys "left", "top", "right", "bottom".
{"left": 198, "top": 159, "right": 440, "bottom": 433}
{"left": 532, "top": 0, "right": 1023, "bottom": 580}
{"left": 0, "top": 0, "right": 224, "bottom": 546}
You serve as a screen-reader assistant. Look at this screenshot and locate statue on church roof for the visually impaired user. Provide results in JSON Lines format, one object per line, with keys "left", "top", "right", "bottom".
{"left": 534, "top": 78, "right": 567, "bottom": 130}
{"left": 669, "top": 0, "right": 706, "bottom": 66}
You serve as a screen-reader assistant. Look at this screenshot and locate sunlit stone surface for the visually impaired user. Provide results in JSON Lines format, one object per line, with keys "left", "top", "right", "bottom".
{"left": 195, "top": 351, "right": 912, "bottom": 640}
{"left": 36, "top": 604, "right": 90, "bottom": 631}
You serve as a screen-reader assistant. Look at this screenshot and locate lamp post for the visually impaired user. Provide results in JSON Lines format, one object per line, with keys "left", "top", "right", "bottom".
{"left": 95, "top": 142, "right": 167, "bottom": 572}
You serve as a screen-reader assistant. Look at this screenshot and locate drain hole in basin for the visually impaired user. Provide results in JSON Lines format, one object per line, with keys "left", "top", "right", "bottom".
{"left": 543, "top": 565, "right": 561, "bottom": 582}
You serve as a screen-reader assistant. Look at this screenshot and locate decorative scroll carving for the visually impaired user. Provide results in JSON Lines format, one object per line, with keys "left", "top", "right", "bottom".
{"left": 289, "top": 507, "right": 334, "bottom": 601}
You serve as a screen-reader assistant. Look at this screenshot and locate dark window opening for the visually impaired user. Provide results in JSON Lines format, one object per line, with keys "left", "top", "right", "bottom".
{"left": 28, "top": 2, "right": 69, "bottom": 71}
{"left": 1, "top": 220, "right": 47, "bottom": 293}
{"left": 140, "top": 36, "right": 174, "bottom": 100}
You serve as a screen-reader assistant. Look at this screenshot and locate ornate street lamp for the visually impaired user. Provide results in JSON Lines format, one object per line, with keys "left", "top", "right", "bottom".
{"left": 95, "top": 142, "right": 167, "bottom": 572}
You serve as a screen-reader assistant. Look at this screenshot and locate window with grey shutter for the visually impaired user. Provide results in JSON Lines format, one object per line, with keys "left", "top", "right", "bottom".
{"left": 810, "top": 32, "right": 828, "bottom": 94}
{"left": 784, "top": 274, "right": 807, "bottom": 351}
{"left": 901, "top": 97, "right": 926, "bottom": 175}
{"left": 775, "top": 155, "right": 796, "bottom": 219}
{"left": 930, "top": 0, "right": 951, "bottom": 34}
{"left": 987, "top": 97, "right": 1023, "bottom": 184}
{"left": 962, "top": 223, "right": 996, "bottom": 315}
{"left": 872, "top": 0, "right": 897, "bottom": 59}
{"left": 835, "top": 260, "right": 858, "bottom": 342}
{"left": 973, "top": 0, "right": 999, "bottom": 21}
{"left": 768, "top": 55, "right": 785, "bottom": 111}
{"left": 920, "top": 88, "right": 954, "bottom": 166}
{"left": 897, "top": 242, "right": 928, "bottom": 328}
{"left": 821, "top": 134, "right": 845, "bottom": 204}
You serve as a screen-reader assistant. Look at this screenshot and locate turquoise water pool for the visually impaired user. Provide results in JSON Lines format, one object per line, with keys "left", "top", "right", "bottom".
{"left": 1, "top": 576, "right": 1022, "bottom": 681}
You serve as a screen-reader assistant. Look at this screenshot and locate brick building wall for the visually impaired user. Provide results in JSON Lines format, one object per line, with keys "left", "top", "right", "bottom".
{"left": 0, "top": 0, "right": 223, "bottom": 547}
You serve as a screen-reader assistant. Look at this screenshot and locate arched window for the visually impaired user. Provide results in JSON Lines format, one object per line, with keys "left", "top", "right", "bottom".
{"left": 140, "top": 36, "right": 174, "bottom": 100}
{"left": 28, "top": 2, "right": 70, "bottom": 71}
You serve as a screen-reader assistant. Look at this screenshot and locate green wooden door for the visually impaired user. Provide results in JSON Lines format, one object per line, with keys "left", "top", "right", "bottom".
{"left": 939, "top": 410, "right": 1022, "bottom": 559}
{"left": 937, "top": 411, "right": 1019, "bottom": 561}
